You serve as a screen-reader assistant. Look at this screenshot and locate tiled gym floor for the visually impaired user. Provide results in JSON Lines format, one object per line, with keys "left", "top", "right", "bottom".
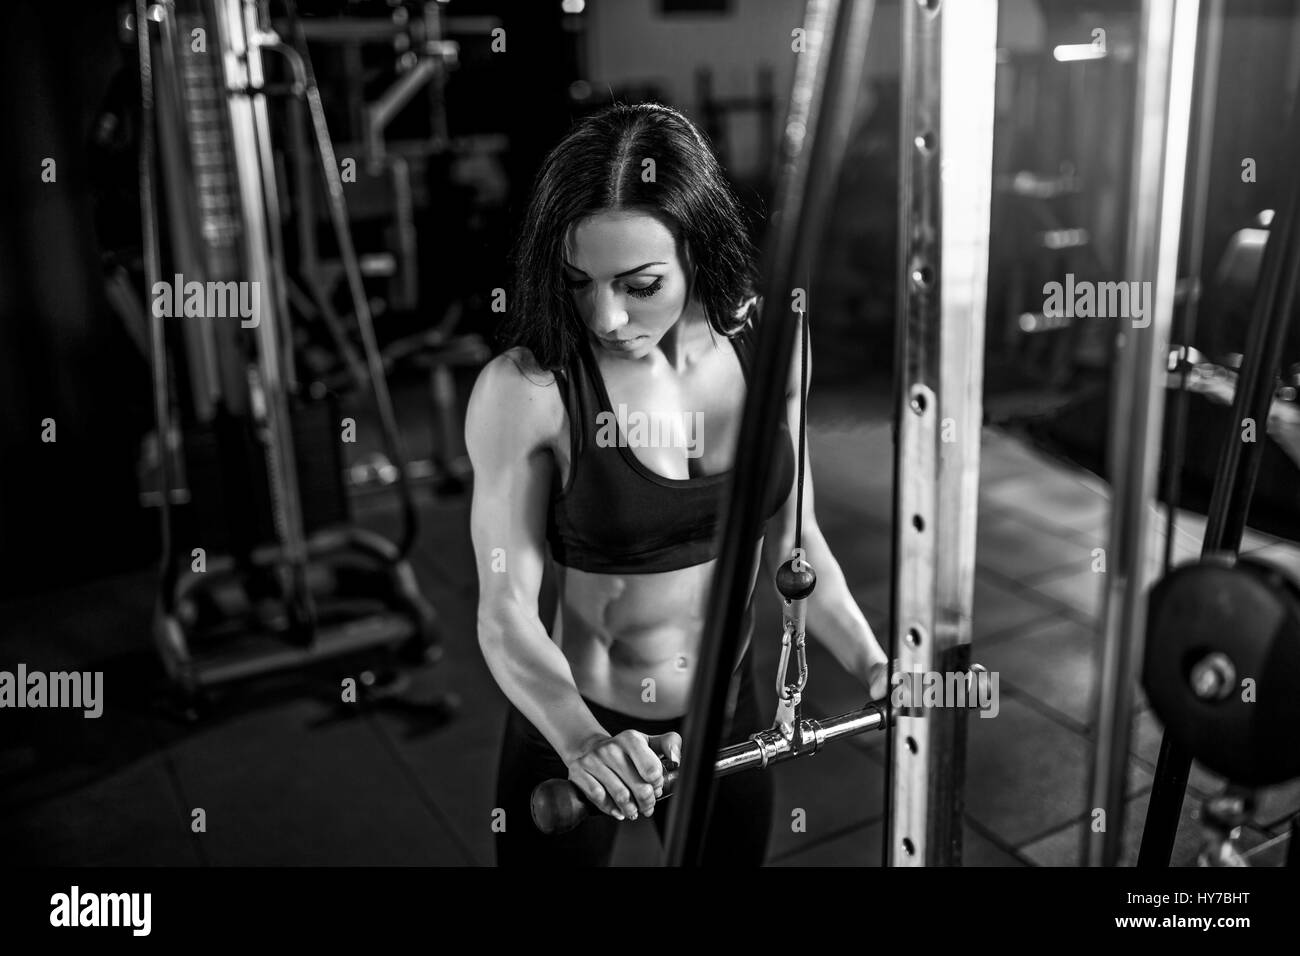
{"left": 3, "top": 384, "right": 1298, "bottom": 866}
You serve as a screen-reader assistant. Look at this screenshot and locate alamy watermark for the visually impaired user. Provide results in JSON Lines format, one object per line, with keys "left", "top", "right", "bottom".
{"left": 50, "top": 886, "right": 150, "bottom": 936}
{"left": 0, "top": 664, "right": 103, "bottom": 718}
{"left": 151, "top": 272, "right": 261, "bottom": 328}
{"left": 890, "top": 668, "right": 1000, "bottom": 718}
{"left": 595, "top": 405, "right": 705, "bottom": 459}
{"left": 1042, "top": 273, "right": 1152, "bottom": 328}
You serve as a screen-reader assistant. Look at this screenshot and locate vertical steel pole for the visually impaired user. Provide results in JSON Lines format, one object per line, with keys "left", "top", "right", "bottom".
{"left": 215, "top": 0, "right": 316, "bottom": 631}
{"left": 1085, "top": 0, "right": 1199, "bottom": 868}
{"left": 886, "top": 0, "right": 997, "bottom": 867}
{"left": 1160, "top": 0, "right": 1224, "bottom": 574}
{"left": 138, "top": 0, "right": 178, "bottom": 612}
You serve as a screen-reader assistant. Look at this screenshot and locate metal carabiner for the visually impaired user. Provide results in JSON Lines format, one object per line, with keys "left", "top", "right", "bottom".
{"left": 773, "top": 595, "right": 812, "bottom": 742}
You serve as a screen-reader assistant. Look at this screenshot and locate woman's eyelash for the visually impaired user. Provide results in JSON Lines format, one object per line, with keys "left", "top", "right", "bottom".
{"left": 628, "top": 278, "right": 662, "bottom": 298}
{"left": 563, "top": 277, "right": 663, "bottom": 299}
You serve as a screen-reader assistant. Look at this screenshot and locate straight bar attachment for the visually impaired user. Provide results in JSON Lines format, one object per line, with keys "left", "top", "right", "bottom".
{"left": 532, "top": 701, "right": 889, "bottom": 836}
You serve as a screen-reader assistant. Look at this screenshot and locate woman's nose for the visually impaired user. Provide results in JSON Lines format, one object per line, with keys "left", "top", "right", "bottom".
{"left": 589, "top": 287, "right": 629, "bottom": 337}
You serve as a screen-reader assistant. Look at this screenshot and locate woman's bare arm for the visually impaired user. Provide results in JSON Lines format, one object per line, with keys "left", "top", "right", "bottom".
{"left": 760, "top": 319, "right": 889, "bottom": 697}
{"left": 466, "top": 351, "right": 608, "bottom": 763}
{"left": 466, "top": 349, "right": 676, "bottom": 820}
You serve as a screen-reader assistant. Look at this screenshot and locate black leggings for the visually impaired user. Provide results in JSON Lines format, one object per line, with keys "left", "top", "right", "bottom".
{"left": 493, "top": 661, "right": 774, "bottom": 866}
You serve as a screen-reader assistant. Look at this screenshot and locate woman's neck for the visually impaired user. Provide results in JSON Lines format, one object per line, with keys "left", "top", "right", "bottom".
{"left": 658, "top": 301, "right": 714, "bottom": 374}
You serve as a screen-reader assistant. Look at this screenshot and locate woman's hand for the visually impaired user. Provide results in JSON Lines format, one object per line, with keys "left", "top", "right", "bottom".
{"left": 565, "top": 729, "right": 682, "bottom": 822}
{"left": 1267, "top": 399, "right": 1300, "bottom": 470}
{"left": 861, "top": 636, "right": 890, "bottom": 701}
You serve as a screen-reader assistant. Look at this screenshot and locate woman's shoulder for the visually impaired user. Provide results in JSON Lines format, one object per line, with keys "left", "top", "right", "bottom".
{"left": 496, "top": 344, "right": 564, "bottom": 384}
{"left": 467, "top": 346, "right": 567, "bottom": 450}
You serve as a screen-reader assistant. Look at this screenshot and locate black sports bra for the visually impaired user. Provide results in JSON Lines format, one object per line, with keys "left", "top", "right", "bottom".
{"left": 545, "top": 319, "right": 797, "bottom": 574}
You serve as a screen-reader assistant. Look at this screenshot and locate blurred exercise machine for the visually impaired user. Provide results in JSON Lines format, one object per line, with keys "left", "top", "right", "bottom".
{"left": 275, "top": 3, "right": 500, "bottom": 494}
{"left": 694, "top": 63, "right": 778, "bottom": 200}
{"left": 131, "top": 0, "right": 480, "bottom": 709}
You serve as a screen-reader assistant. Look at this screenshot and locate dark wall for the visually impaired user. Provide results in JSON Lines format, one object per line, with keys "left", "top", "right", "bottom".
{"left": 0, "top": 1, "right": 156, "bottom": 600}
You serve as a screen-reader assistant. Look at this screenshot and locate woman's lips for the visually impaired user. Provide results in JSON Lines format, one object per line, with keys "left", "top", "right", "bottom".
{"left": 603, "top": 335, "right": 647, "bottom": 349}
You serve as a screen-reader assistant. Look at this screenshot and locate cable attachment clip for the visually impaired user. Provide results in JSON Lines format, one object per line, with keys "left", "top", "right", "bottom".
{"left": 773, "top": 549, "right": 815, "bottom": 747}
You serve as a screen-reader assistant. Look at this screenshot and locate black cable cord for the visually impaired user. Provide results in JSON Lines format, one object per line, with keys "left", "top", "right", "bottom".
{"left": 137, "top": 0, "right": 177, "bottom": 613}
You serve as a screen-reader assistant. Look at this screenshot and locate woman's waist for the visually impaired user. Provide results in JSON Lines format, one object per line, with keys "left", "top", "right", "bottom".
{"left": 579, "top": 665, "right": 760, "bottom": 730}
{"left": 566, "top": 632, "right": 704, "bottom": 718}
{"left": 550, "top": 544, "right": 763, "bottom": 627}
{"left": 555, "top": 600, "right": 756, "bottom": 671}
{"left": 572, "top": 646, "right": 761, "bottom": 728}
{"left": 563, "top": 619, "right": 755, "bottom": 718}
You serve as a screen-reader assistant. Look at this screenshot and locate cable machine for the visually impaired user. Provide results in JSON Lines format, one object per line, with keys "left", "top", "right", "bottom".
{"left": 529, "top": 0, "right": 1300, "bottom": 866}
{"left": 137, "top": 0, "right": 453, "bottom": 708}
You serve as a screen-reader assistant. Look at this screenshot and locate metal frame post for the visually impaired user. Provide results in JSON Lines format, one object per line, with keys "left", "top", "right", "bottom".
{"left": 886, "top": 0, "right": 997, "bottom": 867}
{"left": 1086, "top": 0, "right": 1199, "bottom": 868}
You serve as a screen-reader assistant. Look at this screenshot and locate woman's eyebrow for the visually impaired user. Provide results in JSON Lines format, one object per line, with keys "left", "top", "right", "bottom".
{"left": 562, "top": 260, "right": 667, "bottom": 278}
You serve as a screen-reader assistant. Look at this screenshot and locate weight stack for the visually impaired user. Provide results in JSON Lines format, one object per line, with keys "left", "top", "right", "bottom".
{"left": 178, "top": 393, "right": 349, "bottom": 558}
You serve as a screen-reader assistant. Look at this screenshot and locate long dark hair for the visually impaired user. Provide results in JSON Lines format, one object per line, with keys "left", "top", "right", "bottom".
{"left": 497, "top": 102, "right": 761, "bottom": 372}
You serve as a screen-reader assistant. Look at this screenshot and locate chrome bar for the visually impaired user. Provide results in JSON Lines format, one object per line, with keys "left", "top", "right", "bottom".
{"left": 216, "top": 0, "right": 316, "bottom": 629}
{"left": 1086, "top": 0, "right": 1199, "bottom": 868}
{"left": 719, "top": 703, "right": 887, "bottom": 774}
{"left": 533, "top": 701, "right": 889, "bottom": 835}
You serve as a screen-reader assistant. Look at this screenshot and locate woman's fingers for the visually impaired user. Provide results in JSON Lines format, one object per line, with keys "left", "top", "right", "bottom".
{"left": 615, "top": 731, "right": 666, "bottom": 792}
{"left": 568, "top": 766, "right": 621, "bottom": 821}
{"left": 584, "top": 754, "right": 638, "bottom": 820}
{"left": 647, "top": 731, "right": 683, "bottom": 767}
{"left": 566, "top": 730, "right": 687, "bottom": 822}
{"left": 601, "top": 740, "right": 657, "bottom": 817}
{"left": 867, "top": 661, "right": 889, "bottom": 700}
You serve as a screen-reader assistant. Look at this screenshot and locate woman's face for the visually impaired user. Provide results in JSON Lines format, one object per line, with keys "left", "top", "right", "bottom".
{"left": 563, "top": 210, "right": 693, "bottom": 356}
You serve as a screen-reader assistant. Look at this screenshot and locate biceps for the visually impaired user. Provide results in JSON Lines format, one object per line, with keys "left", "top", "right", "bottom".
{"left": 470, "top": 453, "right": 550, "bottom": 609}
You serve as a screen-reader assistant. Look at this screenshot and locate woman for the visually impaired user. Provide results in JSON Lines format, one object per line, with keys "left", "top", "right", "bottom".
{"left": 466, "top": 102, "right": 888, "bottom": 866}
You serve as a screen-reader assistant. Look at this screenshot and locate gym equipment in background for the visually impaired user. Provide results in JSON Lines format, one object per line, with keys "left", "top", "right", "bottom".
{"left": 135, "top": 0, "right": 453, "bottom": 710}
{"left": 1143, "top": 552, "right": 1300, "bottom": 866}
{"left": 277, "top": 1, "right": 500, "bottom": 494}
{"left": 1134, "top": 33, "right": 1300, "bottom": 866}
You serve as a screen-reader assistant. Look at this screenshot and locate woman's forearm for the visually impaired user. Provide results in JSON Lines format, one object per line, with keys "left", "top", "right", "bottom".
{"left": 776, "top": 526, "right": 885, "bottom": 684}
{"left": 477, "top": 603, "right": 609, "bottom": 763}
